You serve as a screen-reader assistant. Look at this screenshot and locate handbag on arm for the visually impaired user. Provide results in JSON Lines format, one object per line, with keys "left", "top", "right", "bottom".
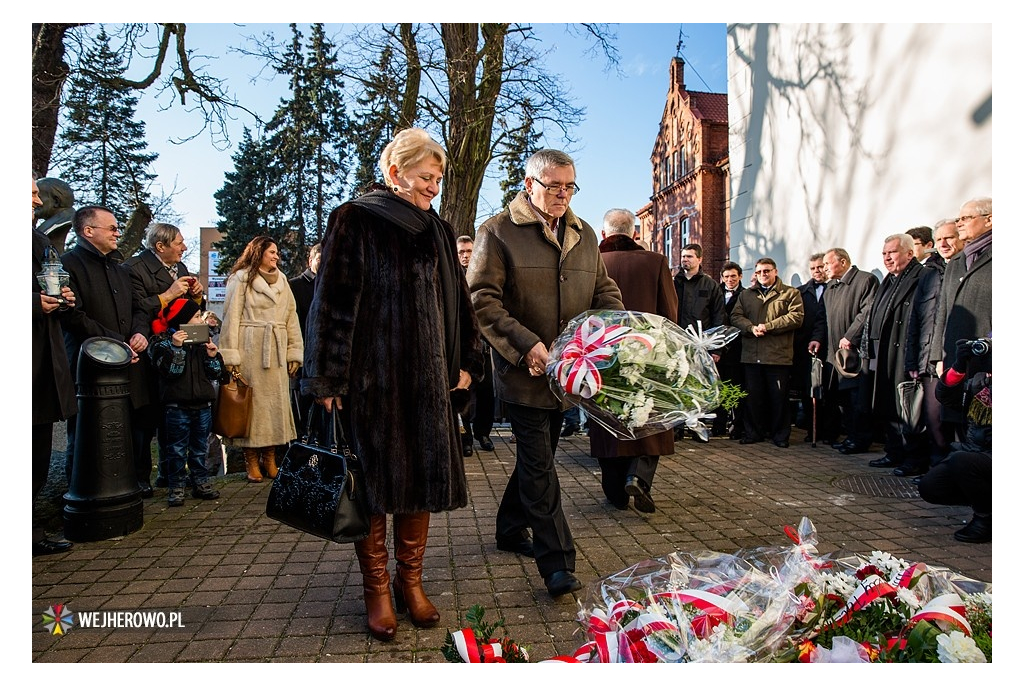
{"left": 265, "top": 405, "right": 370, "bottom": 543}
{"left": 212, "top": 370, "right": 253, "bottom": 438}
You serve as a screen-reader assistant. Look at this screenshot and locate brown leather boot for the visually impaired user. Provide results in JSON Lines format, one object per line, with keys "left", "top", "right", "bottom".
{"left": 243, "top": 448, "right": 262, "bottom": 483}
{"left": 260, "top": 447, "right": 278, "bottom": 479}
{"left": 393, "top": 512, "right": 440, "bottom": 628}
{"left": 353, "top": 514, "right": 397, "bottom": 641}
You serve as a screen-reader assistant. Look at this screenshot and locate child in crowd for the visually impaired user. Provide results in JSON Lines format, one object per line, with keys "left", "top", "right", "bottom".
{"left": 149, "top": 298, "right": 225, "bottom": 506}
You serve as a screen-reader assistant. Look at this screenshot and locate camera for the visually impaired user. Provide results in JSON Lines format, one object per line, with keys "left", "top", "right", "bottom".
{"left": 968, "top": 338, "right": 991, "bottom": 356}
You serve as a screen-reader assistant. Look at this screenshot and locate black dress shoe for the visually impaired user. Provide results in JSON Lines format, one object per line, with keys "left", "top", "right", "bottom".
{"left": 773, "top": 440, "right": 790, "bottom": 448}
{"left": 496, "top": 533, "right": 534, "bottom": 557}
{"left": 624, "top": 476, "right": 655, "bottom": 513}
{"left": 739, "top": 436, "right": 764, "bottom": 445}
{"left": 839, "top": 443, "right": 870, "bottom": 455}
{"left": 832, "top": 439, "right": 854, "bottom": 450}
{"left": 954, "top": 515, "right": 992, "bottom": 543}
{"left": 893, "top": 465, "right": 927, "bottom": 477}
{"left": 33, "top": 537, "right": 73, "bottom": 556}
{"left": 462, "top": 442, "right": 474, "bottom": 457}
{"left": 139, "top": 483, "right": 154, "bottom": 499}
{"left": 478, "top": 436, "right": 494, "bottom": 451}
{"left": 545, "top": 570, "right": 583, "bottom": 597}
{"left": 911, "top": 475, "right": 923, "bottom": 486}
{"left": 868, "top": 455, "right": 898, "bottom": 467}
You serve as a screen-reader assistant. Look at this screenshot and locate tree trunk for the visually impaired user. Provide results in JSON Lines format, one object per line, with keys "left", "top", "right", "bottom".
{"left": 32, "top": 23, "right": 82, "bottom": 176}
{"left": 398, "top": 23, "right": 420, "bottom": 129}
{"left": 438, "top": 23, "right": 508, "bottom": 237}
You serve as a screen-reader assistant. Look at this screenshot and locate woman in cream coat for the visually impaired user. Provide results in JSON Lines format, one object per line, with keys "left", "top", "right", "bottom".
{"left": 220, "top": 236, "right": 304, "bottom": 482}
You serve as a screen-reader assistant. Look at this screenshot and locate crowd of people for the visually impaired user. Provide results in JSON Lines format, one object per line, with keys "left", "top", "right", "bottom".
{"left": 30, "top": 128, "right": 992, "bottom": 645}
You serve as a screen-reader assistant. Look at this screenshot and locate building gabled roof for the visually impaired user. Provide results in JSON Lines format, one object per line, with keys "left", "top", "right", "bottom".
{"left": 686, "top": 91, "right": 728, "bottom": 124}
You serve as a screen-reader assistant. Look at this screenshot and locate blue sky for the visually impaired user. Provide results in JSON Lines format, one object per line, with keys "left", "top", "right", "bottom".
{"left": 124, "top": 23, "right": 728, "bottom": 267}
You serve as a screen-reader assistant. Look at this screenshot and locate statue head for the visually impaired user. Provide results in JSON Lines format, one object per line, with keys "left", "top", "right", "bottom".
{"left": 35, "top": 177, "right": 74, "bottom": 222}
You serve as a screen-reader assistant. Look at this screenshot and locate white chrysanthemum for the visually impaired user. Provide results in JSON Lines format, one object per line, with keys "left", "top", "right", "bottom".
{"left": 629, "top": 394, "right": 656, "bottom": 428}
{"left": 936, "top": 631, "right": 987, "bottom": 663}
{"left": 817, "top": 572, "right": 856, "bottom": 598}
{"left": 895, "top": 587, "right": 922, "bottom": 610}
{"left": 620, "top": 365, "right": 644, "bottom": 386}
{"left": 673, "top": 350, "right": 690, "bottom": 380}
{"left": 869, "top": 550, "right": 909, "bottom": 576}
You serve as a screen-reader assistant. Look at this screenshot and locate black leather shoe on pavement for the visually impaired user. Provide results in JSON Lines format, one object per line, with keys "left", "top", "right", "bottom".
{"left": 462, "top": 442, "right": 474, "bottom": 457}
{"left": 545, "top": 570, "right": 583, "bottom": 597}
{"left": 911, "top": 475, "right": 923, "bottom": 486}
{"left": 893, "top": 465, "right": 927, "bottom": 477}
{"left": 773, "top": 440, "right": 790, "bottom": 448}
{"left": 868, "top": 455, "right": 898, "bottom": 467}
{"left": 139, "top": 483, "right": 154, "bottom": 499}
{"left": 624, "top": 476, "right": 656, "bottom": 513}
{"left": 33, "top": 536, "right": 73, "bottom": 556}
{"left": 839, "top": 443, "right": 870, "bottom": 455}
{"left": 739, "top": 436, "right": 764, "bottom": 445}
{"left": 496, "top": 533, "right": 534, "bottom": 557}
{"left": 954, "top": 515, "right": 992, "bottom": 543}
{"left": 832, "top": 439, "right": 853, "bottom": 450}
{"left": 478, "top": 436, "right": 494, "bottom": 451}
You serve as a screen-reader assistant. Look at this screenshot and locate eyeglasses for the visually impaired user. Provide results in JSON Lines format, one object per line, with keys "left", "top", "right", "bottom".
{"left": 89, "top": 224, "right": 121, "bottom": 233}
{"left": 530, "top": 178, "right": 580, "bottom": 195}
{"left": 754, "top": 268, "right": 776, "bottom": 275}
{"left": 955, "top": 213, "right": 989, "bottom": 224}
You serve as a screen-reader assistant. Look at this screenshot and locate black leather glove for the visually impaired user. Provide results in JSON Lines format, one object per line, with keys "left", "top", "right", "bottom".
{"left": 951, "top": 339, "right": 974, "bottom": 374}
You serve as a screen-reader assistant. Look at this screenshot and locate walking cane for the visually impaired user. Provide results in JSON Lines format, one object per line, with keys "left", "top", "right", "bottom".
{"left": 810, "top": 355, "right": 823, "bottom": 448}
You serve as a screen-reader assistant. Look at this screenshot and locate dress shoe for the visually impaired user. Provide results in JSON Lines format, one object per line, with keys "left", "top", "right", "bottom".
{"left": 832, "top": 439, "right": 854, "bottom": 451}
{"left": 624, "top": 476, "right": 656, "bottom": 513}
{"left": 496, "top": 533, "right": 534, "bottom": 557}
{"left": 192, "top": 482, "right": 221, "bottom": 500}
{"left": 462, "top": 442, "right": 473, "bottom": 457}
{"left": 892, "top": 465, "right": 927, "bottom": 478}
{"left": 545, "top": 570, "right": 583, "bottom": 597}
{"left": 868, "top": 455, "right": 898, "bottom": 467}
{"left": 953, "top": 515, "right": 992, "bottom": 543}
{"left": 911, "top": 476, "right": 923, "bottom": 486}
{"left": 839, "top": 443, "right": 870, "bottom": 455}
{"left": 33, "top": 536, "right": 73, "bottom": 556}
{"left": 478, "top": 436, "right": 494, "bottom": 451}
{"left": 739, "top": 436, "right": 764, "bottom": 445}
{"left": 560, "top": 425, "right": 578, "bottom": 438}
{"left": 772, "top": 440, "right": 789, "bottom": 448}
{"left": 138, "top": 483, "right": 154, "bottom": 499}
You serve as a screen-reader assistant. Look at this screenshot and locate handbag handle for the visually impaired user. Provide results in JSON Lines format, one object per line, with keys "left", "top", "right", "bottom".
{"left": 302, "top": 404, "right": 357, "bottom": 462}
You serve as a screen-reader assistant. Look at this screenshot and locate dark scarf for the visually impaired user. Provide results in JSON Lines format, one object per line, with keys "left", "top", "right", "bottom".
{"left": 964, "top": 230, "right": 992, "bottom": 270}
{"left": 599, "top": 233, "right": 643, "bottom": 253}
{"left": 350, "top": 188, "right": 462, "bottom": 386}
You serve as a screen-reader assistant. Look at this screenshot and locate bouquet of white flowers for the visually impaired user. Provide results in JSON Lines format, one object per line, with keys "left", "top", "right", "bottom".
{"left": 546, "top": 310, "right": 739, "bottom": 440}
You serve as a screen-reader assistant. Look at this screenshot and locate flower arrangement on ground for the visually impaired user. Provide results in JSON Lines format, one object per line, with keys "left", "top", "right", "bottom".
{"left": 547, "top": 310, "right": 740, "bottom": 440}
{"left": 443, "top": 604, "right": 530, "bottom": 663}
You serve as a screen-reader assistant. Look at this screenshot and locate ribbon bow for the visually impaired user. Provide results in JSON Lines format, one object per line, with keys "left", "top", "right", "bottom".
{"left": 450, "top": 627, "right": 509, "bottom": 662}
{"left": 554, "top": 315, "right": 654, "bottom": 398}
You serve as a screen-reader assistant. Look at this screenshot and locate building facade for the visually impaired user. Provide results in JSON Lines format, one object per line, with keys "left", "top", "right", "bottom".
{"left": 638, "top": 57, "right": 730, "bottom": 279}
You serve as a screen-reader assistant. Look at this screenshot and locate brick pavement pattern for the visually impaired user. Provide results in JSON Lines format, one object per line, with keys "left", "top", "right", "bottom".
{"left": 32, "top": 426, "right": 992, "bottom": 663}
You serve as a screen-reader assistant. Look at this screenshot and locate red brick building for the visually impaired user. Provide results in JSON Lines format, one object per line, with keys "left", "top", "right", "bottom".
{"left": 637, "top": 57, "right": 730, "bottom": 279}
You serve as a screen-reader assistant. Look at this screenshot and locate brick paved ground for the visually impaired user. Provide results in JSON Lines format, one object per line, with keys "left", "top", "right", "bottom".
{"left": 31, "top": 424, "right": 992, "bottom": 663}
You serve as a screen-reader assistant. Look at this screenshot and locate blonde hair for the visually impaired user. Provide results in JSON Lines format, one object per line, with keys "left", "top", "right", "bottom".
{"left": 378, "top": 128, "right": 446, "bottom": 188}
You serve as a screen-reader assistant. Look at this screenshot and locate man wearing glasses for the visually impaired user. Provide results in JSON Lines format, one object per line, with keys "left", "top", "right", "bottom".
{"left": 931, "top": 197, "right": 992, "bottom": 396}
{"left": 468, "top": 149, "right": 623, "bottom": 598}
{"left": 730, "top": 258, "right": 804, "bottom": 448}
{"left": 60, "top": 206, "right": 153, "bottom": 490}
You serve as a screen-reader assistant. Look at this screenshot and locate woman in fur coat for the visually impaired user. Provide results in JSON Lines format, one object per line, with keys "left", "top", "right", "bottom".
{"left": 219, "top": 236, "right": 304, "bottom": 481}
{"left": 303, "top": 128, "right": 482, "bottom": 642}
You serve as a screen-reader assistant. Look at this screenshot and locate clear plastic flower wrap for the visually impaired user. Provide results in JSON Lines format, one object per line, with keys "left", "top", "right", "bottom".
{"left": 570, "top": 518, "right": 824, "bottom": 663}
{"left": 546, "top": 310, "right": 739, "bottom": 440}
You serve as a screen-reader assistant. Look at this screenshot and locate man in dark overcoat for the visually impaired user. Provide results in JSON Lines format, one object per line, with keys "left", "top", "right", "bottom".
{"left": 288, "top": 242, "right": 320, "bottom": 430}
{"left": 792, "top": 253, "right": 829, "bottom": 439}
{"left": 821, "top": 247, "right": 879, "bottom": 453}
{"left": 468, "top": 149, "right": 623, "bottom": 598}
{"left": 714, "top": 262, "right": 746, "bottom": 438}
{"left": 124, "top": 223, "right": 205, "bottom": 492}
{"left": 860, "top": 234, "right": 926, "bottom": 475}
{"left": 61, "top": 206, "right": 152, "bottom": 490}
{"left": 590, "top": 209, "right": 678, "bottom": 513}
{"left": 32, "top": 176, "right": 77, "bottom": 555}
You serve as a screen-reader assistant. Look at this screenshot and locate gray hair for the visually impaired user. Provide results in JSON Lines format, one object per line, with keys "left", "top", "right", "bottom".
{"left": 144, "top": 223, "right": 182, "bottom": 250}
{"left": 884, "top": 233, "right": 915, "bottom": 251}
{"left": 961, "top": 197, "right": 992, "bottom": 216}
{"left": 524, "top": 149, "right": 575, "bottom": 182}
{"left": 825, "top": 247, "right": 851, "bottom": 264}
{"left": 934, "top": 218, "right": 956, "bottom": 231}
{"left": 378, "top": 128, "right": 446, "bottom": 185}
{"left": 602, "top": 208, "right": 635, "bottom": 236}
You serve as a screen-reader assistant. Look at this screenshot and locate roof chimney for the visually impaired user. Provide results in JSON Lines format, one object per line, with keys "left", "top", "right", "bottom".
{"left": 670, "top": 57, "right": 685, "bottom": 91}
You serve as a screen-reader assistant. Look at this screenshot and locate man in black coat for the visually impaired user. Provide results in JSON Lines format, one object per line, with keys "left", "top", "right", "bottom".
{"left": 860, "top": 234, "right": 926, "bottom": 475}
{"left": 32, "top": 176, "right": 77, "bottom": 556}
{"left": 792, "top": 253, "right": 829, "bottom": 440}
{"left": 124, "top": 223, "right": 205, "bottom": 492}
{"left": 61, "top": 205, "right": 153, "bottom": 493}
{"left": 713, "top": 261, "right": 745, "bottom": 438}
{"left": 288, "top": 242, "right": 320, "bottom": 430}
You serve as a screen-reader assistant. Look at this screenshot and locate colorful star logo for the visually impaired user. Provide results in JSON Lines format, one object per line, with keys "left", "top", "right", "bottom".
{"left": 42, "top": 604, "right": 74, "bottom": 636}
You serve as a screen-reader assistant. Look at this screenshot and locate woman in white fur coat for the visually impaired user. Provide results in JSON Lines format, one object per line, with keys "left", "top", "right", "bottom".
{"left": 220, "top": 236, "right": 304, "bottom": 482}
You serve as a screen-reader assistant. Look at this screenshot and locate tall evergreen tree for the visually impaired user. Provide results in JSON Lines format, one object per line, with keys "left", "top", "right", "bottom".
{"left": 350, "top": 44, "right": 402, "bottom": 194}
{"left": 213, "top": 127, "right": 289, "bottom": 272}
{"left": 498, "top": 99, "right": 542, "bottom": 211}
{"left": 51, "top": 26, "right": 158, "bottom": 255}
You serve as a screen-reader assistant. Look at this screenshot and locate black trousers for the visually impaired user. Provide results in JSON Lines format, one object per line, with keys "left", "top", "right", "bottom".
{"left": 918, "top": 450, "right": 991, "bottom": 514}
{"left": 33, "top": 422, "right": 55, "bottom": 499}
{"left": 742, "top": 363, "right": 792, "bottom": 443}
{"left": 598, "top": 456, "right": 659, "bottom": 506}
{"left": 498, "top": 403, "right": 575, "bottom": 578}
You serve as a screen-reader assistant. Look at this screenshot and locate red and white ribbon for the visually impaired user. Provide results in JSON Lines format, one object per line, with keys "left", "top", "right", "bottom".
{"left": 554, "top": 315, "right": 654, "bottom": 398}
{"left": 823, "top": 574, "right": 897, "bottom": 629}
{"left": 908, "top": 593, "right": 971, "bottom": 635}
{"left": 450, "top": 627, "right": 507, "bottom": 662}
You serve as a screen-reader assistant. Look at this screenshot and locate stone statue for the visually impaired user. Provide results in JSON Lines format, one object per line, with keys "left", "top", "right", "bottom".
{"left": 34, "top": 177, "right": 75, "bottom": 254}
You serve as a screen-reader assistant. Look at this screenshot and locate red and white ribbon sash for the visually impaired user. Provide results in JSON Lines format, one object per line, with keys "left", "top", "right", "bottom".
{"left": 554, "top": 315, "right": 654, "bottom": 398}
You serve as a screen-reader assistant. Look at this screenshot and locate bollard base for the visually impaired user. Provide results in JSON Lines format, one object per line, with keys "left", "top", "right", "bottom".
{"left": 63, "top": 496, "right": 144, "bottom": 542}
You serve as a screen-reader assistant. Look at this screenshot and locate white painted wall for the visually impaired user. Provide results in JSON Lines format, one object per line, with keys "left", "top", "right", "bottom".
{"left": 726, "top": 23, "right": 991, "bottom": 286}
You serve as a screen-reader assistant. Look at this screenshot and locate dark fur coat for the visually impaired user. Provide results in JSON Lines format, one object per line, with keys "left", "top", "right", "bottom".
{"left": 303, "top": 200, "right": 482, "bottom": 515}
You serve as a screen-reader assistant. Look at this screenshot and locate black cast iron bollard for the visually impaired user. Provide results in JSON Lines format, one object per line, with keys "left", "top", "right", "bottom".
{"left": 63, "top": 337, "right": 144, "bottom": 542}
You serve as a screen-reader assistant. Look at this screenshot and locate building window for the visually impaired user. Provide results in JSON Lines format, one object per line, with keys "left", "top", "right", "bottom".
{"left": 680, "top": 216, "right": 690, "bottom": 246}
{"left": 664, "top": 225, "right": 673, "bottom": 269}
{"left": 674, "top": 150, "right": 681, "bottom": 180}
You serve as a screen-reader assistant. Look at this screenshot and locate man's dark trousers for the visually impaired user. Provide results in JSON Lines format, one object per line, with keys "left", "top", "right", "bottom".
{"left": 497, "top": 403, "right": 575, "bottom": 578}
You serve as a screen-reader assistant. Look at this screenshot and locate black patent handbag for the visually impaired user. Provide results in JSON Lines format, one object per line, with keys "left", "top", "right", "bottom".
{"left": 266, "top": 405, "right": 370, "bottom": 543}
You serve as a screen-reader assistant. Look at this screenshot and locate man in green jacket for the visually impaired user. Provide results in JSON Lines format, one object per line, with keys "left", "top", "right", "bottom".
{"left": 468, "top": 149, "right": 623, "bottom": 598}
{"left": 730, "top": 257, "right": 804, "bottom": 448}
